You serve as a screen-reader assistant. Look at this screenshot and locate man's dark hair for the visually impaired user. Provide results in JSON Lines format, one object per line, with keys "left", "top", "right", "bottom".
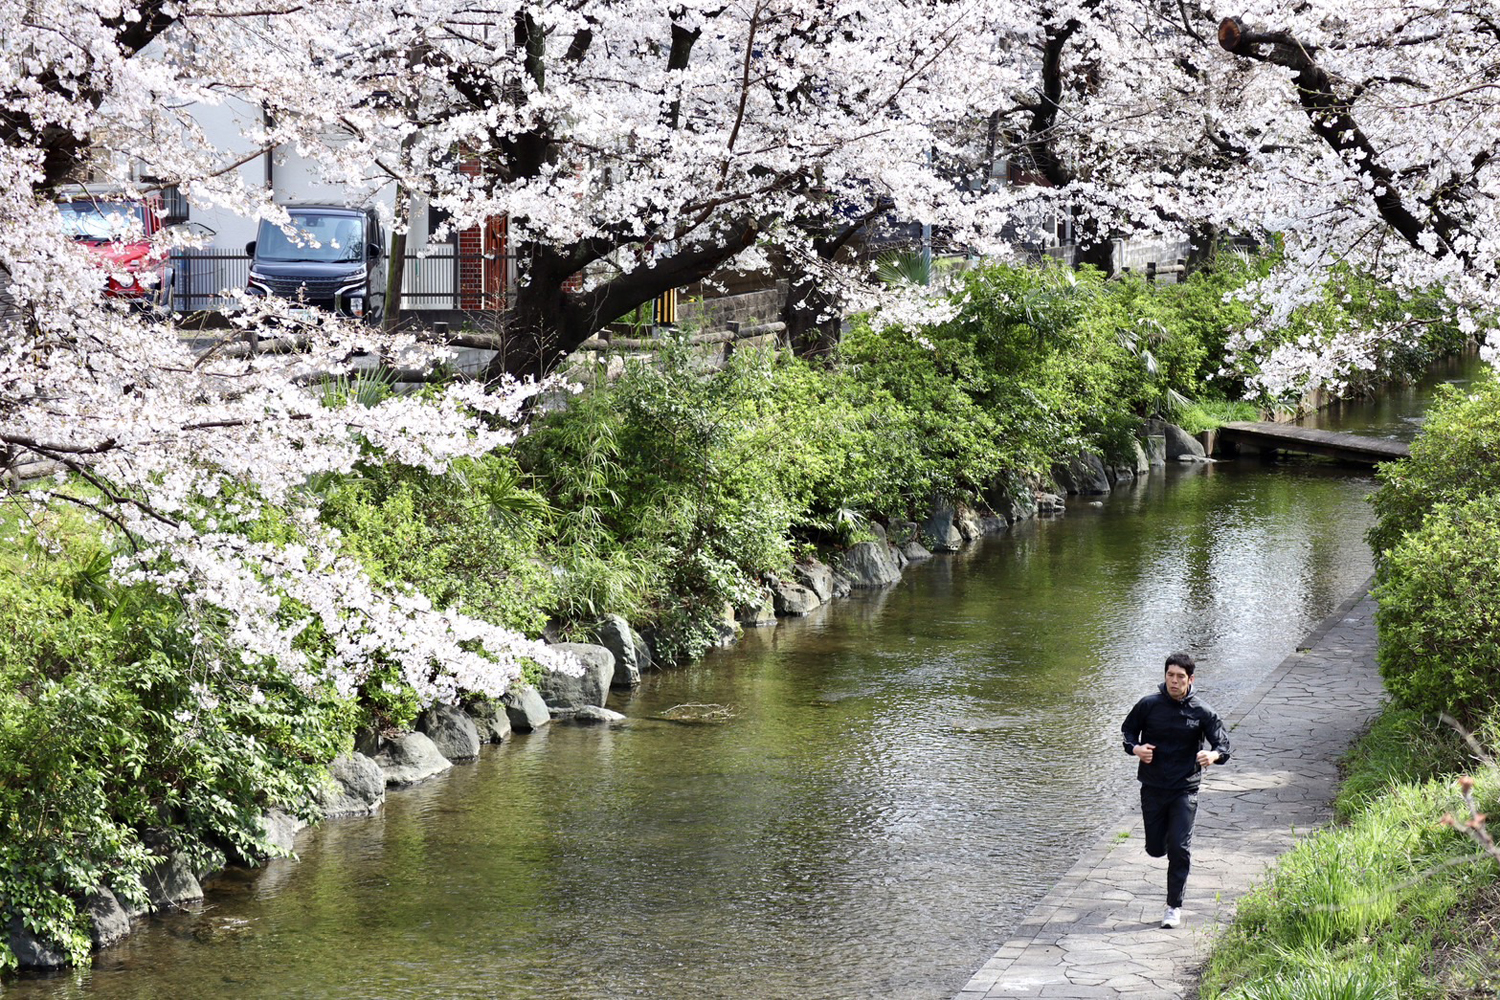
{"left": 1164, "top": 652, "right": 1196, "bottom": 676}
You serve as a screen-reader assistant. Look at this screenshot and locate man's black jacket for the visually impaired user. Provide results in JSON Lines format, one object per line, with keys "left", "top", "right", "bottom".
{"left": 1121, "top": 682, "right": 1232, "bottom": 791}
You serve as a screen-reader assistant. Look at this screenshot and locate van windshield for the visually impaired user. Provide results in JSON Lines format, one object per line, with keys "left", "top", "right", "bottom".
{"left": 256, "top": 213, "right": 365, "bottom": 263}
{"left": 57, "top": 201, "right": 146, "bottom": 241}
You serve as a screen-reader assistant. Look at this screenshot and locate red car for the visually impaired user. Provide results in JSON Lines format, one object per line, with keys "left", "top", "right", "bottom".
{"left": 56, "top": 190, "right": 173, "bottom": 309}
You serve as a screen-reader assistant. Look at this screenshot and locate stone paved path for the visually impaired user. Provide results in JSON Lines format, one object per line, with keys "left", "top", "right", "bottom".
{"left": 955, "top": 584, "right": 1386, "bottom": 999}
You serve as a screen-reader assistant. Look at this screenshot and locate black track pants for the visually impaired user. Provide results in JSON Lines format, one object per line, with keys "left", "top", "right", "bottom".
{"left": 1140, "top": 784, "right": 1198, "bottom": 908}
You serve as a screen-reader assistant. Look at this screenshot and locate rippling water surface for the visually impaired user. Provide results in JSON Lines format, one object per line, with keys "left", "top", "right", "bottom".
{"left": 16, "top": 357, "right": 1480, "bottom": 1000}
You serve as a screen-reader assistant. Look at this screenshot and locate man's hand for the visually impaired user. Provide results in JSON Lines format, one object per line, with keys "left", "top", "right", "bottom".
{"left": 1133, "top": 743, "right": 1155, "bottom": 764}
{"left": 1196, "top": 750, "right": 1217, "bottom": 767}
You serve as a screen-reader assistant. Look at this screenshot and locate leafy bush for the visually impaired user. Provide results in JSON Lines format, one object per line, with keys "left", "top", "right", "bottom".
{"left": 316, "top": 454, "right": 557, "bottom": 636}
{"left": 1364, "top": 371, "right": 1500, "bottom": 726}
{"left": 840, "top": 262, "right": 1149, "bottom": 494}
{"left": 520, "top": 346, "right": 799, "bottom": 662}
{"left": 0, "top": 521, "right": 350, "bottom": 971}
{"left": 1367, "top": 372, "right": 1500, "bottom": 558}
{"left": 1374, "top": 494, "right": 1500, "bottom": 727}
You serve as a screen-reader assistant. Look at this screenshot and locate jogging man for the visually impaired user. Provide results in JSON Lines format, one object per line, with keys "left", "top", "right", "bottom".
{"left": 1120, "top": 652, "right": 1231, "bottom": 928}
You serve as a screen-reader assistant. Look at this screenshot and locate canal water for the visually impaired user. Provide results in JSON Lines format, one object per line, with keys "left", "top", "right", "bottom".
{"left": 13, "top": 357, "right": 1482, "bottom": 1000}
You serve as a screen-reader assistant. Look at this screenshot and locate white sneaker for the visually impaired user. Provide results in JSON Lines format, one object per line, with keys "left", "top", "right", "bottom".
{"left": 1161, "top": 906, "right": 1182, "bottom": 928}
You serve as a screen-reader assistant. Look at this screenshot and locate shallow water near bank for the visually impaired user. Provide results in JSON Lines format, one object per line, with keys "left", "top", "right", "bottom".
{"left": 13, "top": 358, "right": 1481, "bottom": 1000}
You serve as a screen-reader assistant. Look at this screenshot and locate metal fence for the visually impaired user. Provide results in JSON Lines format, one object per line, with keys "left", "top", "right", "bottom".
{"left": 172, "top": 250, "right": 249, "bottom": 312}
{"left": 170, "top": 248, "right": 491, "bottom": 313}
{"left": 400, "top": 247, "right": 464, "bottom": 309}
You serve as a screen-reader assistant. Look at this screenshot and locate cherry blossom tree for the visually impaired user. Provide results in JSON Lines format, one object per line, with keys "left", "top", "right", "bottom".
{"left": 343, "top": 1, "right": 1039, "bottom": 378}
{"left": 4, "top": 0, "right": 1500, "bottom": 712}
{"left": 1, "top": 0, "right": 577, "bottom": 707}
{"left": 1208, "top": 2, "right": 1500, "bottom": 394}
{"left": 978, "top": 0, "right": 1500, "bottom": 396}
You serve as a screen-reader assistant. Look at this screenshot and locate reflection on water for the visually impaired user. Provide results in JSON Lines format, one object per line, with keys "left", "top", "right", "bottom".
{"left": 1300, "top": 352, "right": 1479, "bottom": 442}
{"left": 15, "top": 358, "right": 1483, "bottom": 1000}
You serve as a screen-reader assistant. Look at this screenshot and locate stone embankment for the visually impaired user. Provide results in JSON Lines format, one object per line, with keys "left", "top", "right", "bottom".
{"left": 8, "top": 420, "right": 1213, "bottom": 969}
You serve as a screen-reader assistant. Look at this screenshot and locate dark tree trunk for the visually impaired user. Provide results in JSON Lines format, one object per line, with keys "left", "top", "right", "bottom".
{"left": 781, "top": 202, "right": 890, "bottom": 363}
{"left": 480, "top": 224, "right": 761, "bottom": 383}
{"left": 783, "top": 271, "right": 840, "bottom": 362}
{"left": 1184, "top": 223, "right": 1220, "bottom": 272}
{"left": 1073, "top": 230, "right": 1115, "bottom": 275}
{"left": 480, "top": 247, "right": 572, "bottom": 383}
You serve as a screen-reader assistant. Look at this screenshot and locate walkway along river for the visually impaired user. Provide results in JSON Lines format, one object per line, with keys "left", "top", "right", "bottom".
{"left": 12, "top": 356, "right": 1481, "bottom": 1000}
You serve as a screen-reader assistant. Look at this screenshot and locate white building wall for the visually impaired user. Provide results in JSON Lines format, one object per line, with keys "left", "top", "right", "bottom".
{"left": 188, "top": 95, "right": 270, "bottom": 252}
{"left": 186, "top": 101, "right": 438, "bottom": 249}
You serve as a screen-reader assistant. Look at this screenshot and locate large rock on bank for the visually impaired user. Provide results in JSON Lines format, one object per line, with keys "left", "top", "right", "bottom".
{"left": 6, "top": 915, "right": 66, "bottom": 970}
{"left": 1052, "top": 452, "right": 1112, "bottom": 495}
{"left": 374, "top": 732, "right": 453, "bottom": 787}
{"left": 593, "top": 614, "right": 649, "bottom": 688}
{"left": 920, "top": 501, "right": 964, "bottom": 552}
{"left": 539, "top": 643, "right": 615, "bottom": 711}
{"left": 954, "top": 507, "right": 986, "bottom": 542}
{"left": 467, "top": 697, "right": 513, "bottom": 743}
{"left": 1147, "top": 419, "right": 1205, "bottom": 460}
{"left": 503, "top": 685, "right": 552, "bottom": 732}
{"left": 836, "top": 540, "right": 903, "bottom": 587}
{"left": 258, "top": 808, "right": 306, "bottom": 856}
{"left": 736, "top": 593, "right": 777, "bottom": 627}
{"left": 314, "top": 753, "right": 386, "bottom": 817}
{"left": 793, "top": 560, "right": 837, "bottom": 602}
{"left": 417, "top": 702, "right": 481, "bottom": 762}
{"left": 770, "top": 576, "right": 821, "bottom": 616}
{"left": 142, "top": 851, "right": 203, "bottom": 911}
{"left": 85, "top": 889, "right": 131, "bottom": 950}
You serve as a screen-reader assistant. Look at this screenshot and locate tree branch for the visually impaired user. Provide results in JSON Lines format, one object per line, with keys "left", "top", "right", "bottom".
{"left": 1218, "top": 16, "right": 1475, "bottom": 267}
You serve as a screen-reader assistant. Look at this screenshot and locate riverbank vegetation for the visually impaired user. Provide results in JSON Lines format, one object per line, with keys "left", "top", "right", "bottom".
{"left": 0, "top": 252, "right": 1473, "bottom": 972}
{"left": 1199, "top": 369, "right": 1500, "bottom": 1000}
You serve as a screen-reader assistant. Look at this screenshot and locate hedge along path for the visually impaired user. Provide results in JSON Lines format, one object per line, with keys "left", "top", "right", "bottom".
{"left": 955, "top": 583, "right": 1386, "bottom": 999}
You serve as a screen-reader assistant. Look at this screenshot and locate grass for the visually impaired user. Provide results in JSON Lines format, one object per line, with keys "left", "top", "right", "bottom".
{"left": 1333, "top": 709, "right": 1475, "bottom": 821}
{"left": 1198, "top": 703, "right": 1500, "bottom": 1000}
{"left": 1170, "top": 398, "right": 1263, "bottom": 434}
{"left": 1229, "top": 963, "right": 1401, "bottom": 1000}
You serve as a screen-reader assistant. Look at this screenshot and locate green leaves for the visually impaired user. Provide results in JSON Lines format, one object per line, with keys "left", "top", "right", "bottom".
{"left": 316, "top": 454, "right": 557, "bottom": 636}
{"left": 1366, "top": 370, "right": 1500, "bottom": 726}
{"left": 0, "top": 531, "right": 347, "bottom": 970}
{"left": 1374, "top": 493, "right": 1500, "bottom": 726}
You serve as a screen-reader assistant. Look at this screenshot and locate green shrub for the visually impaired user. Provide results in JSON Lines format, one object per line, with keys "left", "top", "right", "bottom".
{"left": 316, "top": 454, "right": 557, "bottom": 635}
{"left": 840, "top": 261, "right": 1153, "bottom": 493}
{"left": 1374, "top": 494, "right": 1500, "bottom": 727}
{"left": 1367, "top": 371, "right": 1500, "bottom": 558}
{"left": 0, "top": 524, "right": 350, "bottom": 972}
{"left": 838, "top": 313, "right": 1013, "bottom": 500}
{"left": 520, "top": 346, "right": 801, "bottom": 660}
